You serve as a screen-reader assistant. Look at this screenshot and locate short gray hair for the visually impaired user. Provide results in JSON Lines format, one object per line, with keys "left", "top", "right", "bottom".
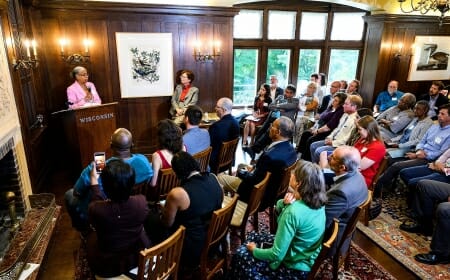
{"left": 337, "top": 146, "right": 361, "bottom": 173}
{"left": 278, "top": 116, "right": 294, "bottom": 139}
{"left": 218, "top": 97, "right": 233, "bottom": 112}
{"left": 402, "top": 93, "right": 416, "bottom": 109}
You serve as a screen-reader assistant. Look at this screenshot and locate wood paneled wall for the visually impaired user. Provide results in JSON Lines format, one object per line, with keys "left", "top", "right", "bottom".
{"left": 32, "top": 1, "right": 238, "bottom": 154}
{"left": 361, "top": 14, "right": 450, "bottom": 107}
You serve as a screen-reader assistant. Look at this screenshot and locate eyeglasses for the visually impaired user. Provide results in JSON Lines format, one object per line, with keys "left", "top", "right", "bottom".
{"left": 77, "top": 73, "right": 89, "bottom": 77}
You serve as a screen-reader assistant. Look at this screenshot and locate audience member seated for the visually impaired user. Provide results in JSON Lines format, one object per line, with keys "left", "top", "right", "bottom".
{"left": 399, "top": 147, "right": 450, "bottom": 207}
{"left": 345, "top": 108, "right": 374, "bottom": 146}
{"left": 307, "top": 95, "right": 362, "bottom": 163}
{"left": 419, "top": 80, "right": 449, "bottom": 120}
{"left": 385, "top": 100, "right": 433, "bottom": 152}
{"left": 399, "top": 180, "right": 450, "bottom": 265}
{"left": 297, "top": 92, "right": 346, "bottom": 160}
{"left": 310, "top": 73, "right": 324, "bottom": 106}
{"left": 373, "top": 103, "right": 450, "bottom": 197}
{"left": 242, "top": 83, "right": 272, "bottom": 146}
{"left": 293, "top": 82, "right": 319, "bottom": 144}
{"left": 151, "top": 119, "right": 184, "bottom": 187}
{"left": 373, "top": 80, "right": 404, "bottom": 115}
{"left": 182, "top": 105, "right": 210, "bottom": 155}
{"left": 209, "top": 97, "right": 240, "bottom": 173}
{"left": 170, "top": 69, "right": 199, "bottom": 125}
{"left": 218, "top": 117, "right": 297, "bottom": 209}
{"left": 65, "top": 128, "right": 152, "bottom": 232}
{"left": 227, "top": 161, "right": 327, "bottom": 280}
{"left": 147, "top": 152, "right": 223, "bottom": 273}
{"left": 376, "top": 93, "right": 415, "bottom": 142}
{"left": 345, "top": 79, "right": 360, "bottom": 95}
{"left": 243, "top": 85, "right": 299, "bottom": 162}
{"left": 87, "top": 159, "right": 150, "bottom": 278}
{"left": 269, "top": 74, "right": 284, "bottom": 101}
{"left": 66, "top": 66, "right": 101, "bottom": 109}
{"left": 320, "top": 116, "right": 385, "bottom": 188}
{"left": 316, "top": 80, "right": 341, "bottom": 116}
{"left": 339, "top": 80, "right": 348, "bottom": 93}
{"left": 325, "top": 146, "right": 368, "bottom": 255}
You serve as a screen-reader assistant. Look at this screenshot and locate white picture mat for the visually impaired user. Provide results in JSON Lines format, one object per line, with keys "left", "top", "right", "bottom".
{"left": 408, "top": 36, "right": 450, "bottom": 81}
{"left": 116, "top": 32, "right": 174, "bottom": 98}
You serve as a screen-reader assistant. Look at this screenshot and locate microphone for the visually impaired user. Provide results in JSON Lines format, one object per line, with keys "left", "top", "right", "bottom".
{"left": 87, "top": 87, "right": 92, "bottom": 93}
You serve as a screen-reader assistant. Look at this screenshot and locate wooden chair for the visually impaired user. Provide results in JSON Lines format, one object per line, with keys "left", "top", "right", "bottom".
{"left": 214, "top": 138, "right": 239, "bottom": 175}
{"left": 149, "top": 168, "right": 180, "bottom": 201}
{"left": 332, "top": 192, "right": 372, "bottom": 280}
{"left": 192, "top": 146, "right": 212, "bottom": 173}
{"left": 306, "top": 218, "right": 339, "bottom": 280}
{"left": 360, "top": 154, "right": 389, "bottom": 226}
{"left": 230, "top": 172, "right": 271, "bottom": 242}
{"left": 199, "top": 194, "right": 239, "bottom": 280}
{"left": 269, "top": 160, "right": 298, "bottom": 233}
{"left": 136, "top": 225, "right": 185, "bottom": 280}
{"left": 132, "top": 178, "right": 151, "bottom": 196}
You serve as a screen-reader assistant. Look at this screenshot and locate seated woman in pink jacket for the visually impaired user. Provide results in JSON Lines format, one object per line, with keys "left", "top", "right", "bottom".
{"left": 67, "top": 66, "right": 101, "bottom": 109}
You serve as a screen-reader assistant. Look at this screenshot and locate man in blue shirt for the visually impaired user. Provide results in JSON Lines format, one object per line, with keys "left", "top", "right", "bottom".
{"left": 373, "top": 80, "right": 404, "bottom": 115}
{"left": 182, "top": 105, "right": 210, "bottom": 155}
{"left": 64, "top": 128, "right": 153, "bottom": 232}
{"left": 374, "top": 103, "right": 450, "bottom": 195}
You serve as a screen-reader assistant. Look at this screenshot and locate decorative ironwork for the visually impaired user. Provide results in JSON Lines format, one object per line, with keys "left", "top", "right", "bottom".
{"left": 398, "top": 0, "right": 450, "bottom": 26}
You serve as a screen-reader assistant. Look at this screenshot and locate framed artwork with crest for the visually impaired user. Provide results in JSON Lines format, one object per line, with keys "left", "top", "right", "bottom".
{"left": 116, "top": 32, "right": 173, "bottom": 97}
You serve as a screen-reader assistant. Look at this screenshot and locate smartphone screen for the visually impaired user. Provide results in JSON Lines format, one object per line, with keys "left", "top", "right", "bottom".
{"left": 94, "top": 152, "right": 106, "bottom": 173}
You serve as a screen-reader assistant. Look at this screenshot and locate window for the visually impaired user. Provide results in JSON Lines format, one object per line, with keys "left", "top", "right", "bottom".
{"left": 331, "top": 13, "right": 365, "bottom": 41}
{"left": 297, "top": 49, "right": 321, "bottom": 94}
{"left": 266, "top": 49, "right": 291, "bottom": 88}
{"left": 234, "top": 10, "right": 263, "bottom": 39}
{"left": 233, "top": 49, "right": 259, "bottom": 106}
{"left": 268, "top": 11, "right": 297, "bottom": 40}
{"left": 300, "top": 12, "right": 328, "bottom": 40}
{"left": 233, "top": 4, "right": 366, "bottom": 105}
{"left": 328, "top": 49, "right": 360, "bottom": 83}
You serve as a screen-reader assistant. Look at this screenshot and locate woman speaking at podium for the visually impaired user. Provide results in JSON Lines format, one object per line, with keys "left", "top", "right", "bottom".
{"left": 67, "top": 66, "right": 102, "bottom": 109}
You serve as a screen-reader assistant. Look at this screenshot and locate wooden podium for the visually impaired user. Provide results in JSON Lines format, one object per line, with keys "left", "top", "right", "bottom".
{"left": 52, "top": 102, "right": 118, "bottom": 170}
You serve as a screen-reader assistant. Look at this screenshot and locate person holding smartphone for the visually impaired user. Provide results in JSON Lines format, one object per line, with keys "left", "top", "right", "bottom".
{"left": 228, "top": 161, "right": 327, "bottom": 279}
{"left": 64, "top": 128, "right": 153, "bottom": 233}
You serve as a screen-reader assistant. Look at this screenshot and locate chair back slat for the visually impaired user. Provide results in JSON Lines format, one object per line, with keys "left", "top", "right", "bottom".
{"left": 307, "top": 218, "right": 339, "bottom": 280}
{"left": 215, "top": 138, "right": 239, "bottom": 174}
{"left": 192, "top": 146, "right": 212, "bottom": 173}
{"left": 137, "top": 225, "right": 185, "bottom": 280}
{"left": 369, "top": 155, "right": 389, "bottom": 191}
{"left": 200, "top": 195, "right": 239, "bottom": 280}
{"left": 276, "top": 160, "right": 298, "bottom": 198}
{"left": 156, "top": 168, "right": 180, "bottom": 200}
{"left": 246, "top": 172, "right": 271, "bottom": 221}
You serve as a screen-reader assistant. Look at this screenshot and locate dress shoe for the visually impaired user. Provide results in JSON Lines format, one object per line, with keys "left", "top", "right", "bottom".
{"left": 399, "top": 221, "right": 432, "bottom": 236}
{"left": 243, "top": 146, "right": 255, "bottom": 160}
{"left": 414, "top": 253, "right": 450, "bottom": 265}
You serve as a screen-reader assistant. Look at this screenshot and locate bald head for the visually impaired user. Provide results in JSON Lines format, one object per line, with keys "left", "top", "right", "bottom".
{"left": 330, "top": 146, "right": 361, "bottom": 175}
{"left": 111, "top": 128, "right": 133, "bottom": 152}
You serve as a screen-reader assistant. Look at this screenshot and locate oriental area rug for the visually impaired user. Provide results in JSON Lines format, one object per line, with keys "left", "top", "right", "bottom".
{"left": 75, "top": 211, "right": 396, "bottom": 280}
{"left": 357, "top": 191, "right": 450, "bottom": 280}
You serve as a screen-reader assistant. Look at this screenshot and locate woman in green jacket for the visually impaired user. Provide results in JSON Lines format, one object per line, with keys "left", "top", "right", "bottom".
{"left": 228, "top": 160, "right": 327, "bottom": 279}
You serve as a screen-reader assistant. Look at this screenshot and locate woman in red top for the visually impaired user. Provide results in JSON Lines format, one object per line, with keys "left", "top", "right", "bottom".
{"left": 151, "top": 119, "right": 185, "bottom": 187}
{"left": 242, "top": 84, "right": 272, "bottom": 146}
{"left": 354, "top": 115, "right": 386, "bottom": 187}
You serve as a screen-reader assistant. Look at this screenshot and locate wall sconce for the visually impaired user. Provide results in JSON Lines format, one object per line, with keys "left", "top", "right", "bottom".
{"left": 193, "top": 40, "right": 221, "bottom": 63}
{"left": 12, "top": 39, "right": 39, "bottom": 71}
{"left": 59, "top": 38, "right": 91, "bottom": 64}
{"left": 394, "top": 43, "right": 403, "bottom": 60}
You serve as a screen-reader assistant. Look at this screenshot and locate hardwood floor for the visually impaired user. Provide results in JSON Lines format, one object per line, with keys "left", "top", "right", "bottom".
{"left": 37, "top": 143, "right": 418, "bottom": 279}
